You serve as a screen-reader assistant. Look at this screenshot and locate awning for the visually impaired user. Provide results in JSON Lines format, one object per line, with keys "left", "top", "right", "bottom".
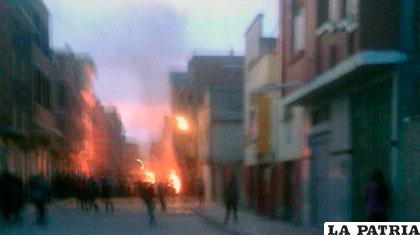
{"left": 282, "top": 50, "right": 408, "bottom": 106}
{"left": 250, "top": 81, "right": 301, "bottom": 96}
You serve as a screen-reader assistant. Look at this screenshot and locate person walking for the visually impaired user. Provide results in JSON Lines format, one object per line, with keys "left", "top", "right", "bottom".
{"left": 100, "top": 175, "right": 114, "bottom": 213}
{"left": 77, "top": 176, "right": 89, "bottom": 212}
{"left": 195, "top": 178, "right": 205, "bottom": 205}
{"left": 223, "top": 173, "right": 239, "bottom": 224}
{"left": 138, "top": 182, "right": 156, "bottom": 227}
{"left": 87, "top": 177, "right": 100, "bottom": 212}
{"left": 157, "top": 182, "right": 167, "bottom": 212}
{"left": 366, "top": 170, "right": 388, "bottom": 222}
{"left": 30, "top": 175, "right": 50, "bottom": 225}
{"left": 0, "top": 171, "right": 24, "bottom": 224}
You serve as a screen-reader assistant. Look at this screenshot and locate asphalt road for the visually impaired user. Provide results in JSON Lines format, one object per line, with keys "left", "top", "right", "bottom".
{"left": 0, "top": 198, "right": 233, "bottom": 235}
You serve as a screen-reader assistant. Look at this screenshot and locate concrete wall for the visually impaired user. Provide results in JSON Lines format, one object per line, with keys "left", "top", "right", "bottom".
{"left": 277, "top": 105, "right": 304, "bottom": 162}
{"left": 197, "top": 94, "right": 210, "bottom": 162}
{"left": 245, "top": 15, "right": 263, "bottom": 67}
{"left": 211, "top": 122, "right": 243, "bottom": 163}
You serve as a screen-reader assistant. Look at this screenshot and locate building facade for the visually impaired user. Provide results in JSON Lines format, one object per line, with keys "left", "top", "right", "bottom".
{"left": 0, "top": 0, "right": 62, "bottom": 183}
{"left": 186, "top": 55, "right": 244, "bottom": 203}
{"left": 197, "top": 88, "right": 244, "bottom": 203}
{"left": 169, "top": 71, "right": 197, "bottom": 194}
{"left": 279, "top": 0, "right": 420, "bottom": 227}
{"left": 243, "top": 15, "right": 279, "bottom": 214}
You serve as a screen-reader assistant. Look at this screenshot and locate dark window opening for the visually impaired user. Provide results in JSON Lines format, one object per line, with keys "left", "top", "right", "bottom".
{"left": 57, "top": 82, "right": 66, "bottom": 109}
{"left": 33, "top": 70, "right": 51, "bottom": 109}
{"left": 329, "top": 45, "right": 338, "bottom": 66}
{"left": 317, "top": 0, "right": 329, "bottom": 27}
{"left": 348, "top": 31, "right": 356, "bottom": 55}
{"left": 312, "top": 105, "right": 330, "bottom": 125}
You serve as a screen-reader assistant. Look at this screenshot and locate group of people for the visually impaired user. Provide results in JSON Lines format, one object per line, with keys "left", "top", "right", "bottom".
{"left": 76, "top": 175, "right": 116, "bottom": 213}
{"left": 0, "top": 169, "right": 389, "bottom": 229}
{"left": 136, "top": 181, "right": 171, "bottom": 227}
{"left": 134, "top": 174, "right": 240, "bottom": 228}
{"left": 0, "top": 171, "right": 50, "bottom": 225}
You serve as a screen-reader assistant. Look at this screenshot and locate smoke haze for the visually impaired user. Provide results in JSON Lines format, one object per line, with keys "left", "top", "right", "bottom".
{"left": 44, "top": 0, "right": 277, "bottom": 142}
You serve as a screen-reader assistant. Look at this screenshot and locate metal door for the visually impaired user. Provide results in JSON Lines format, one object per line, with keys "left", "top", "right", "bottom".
{"left": 351, "top": 80, "right": 392, "bottom": 220}
{"left": 310, "top": 132, "right": 331, "bottom": 228}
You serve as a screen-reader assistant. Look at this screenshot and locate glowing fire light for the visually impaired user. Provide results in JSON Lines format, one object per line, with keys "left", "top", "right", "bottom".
{"left": 136, "top": 159, "right": 145, "bottom": 170}
{"left": 144, "top": 171, "right": 156, "bottom": 184}
{"left": 176, "top": 116, "right": 189, "bottom": 131}
{"left": 169, "top": 170, "right": 181, "bottom": 194}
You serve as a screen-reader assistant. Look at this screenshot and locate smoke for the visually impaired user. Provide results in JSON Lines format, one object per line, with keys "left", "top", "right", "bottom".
{"left": 46, "top": 1, "right": 188, "bottom": 141}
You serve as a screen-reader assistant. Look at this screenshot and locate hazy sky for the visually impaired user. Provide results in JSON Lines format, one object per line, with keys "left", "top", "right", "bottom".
{"left": 44, "top": 0, "right": 277, "bottom": 143}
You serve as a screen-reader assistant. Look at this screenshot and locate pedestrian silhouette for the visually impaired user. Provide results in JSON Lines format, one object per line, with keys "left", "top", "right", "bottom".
{"left": 0, "top": 171, "right": 24, "bottom": 224}
{"left": 223, "top": 173, "right": 238, "bottom": 224}
{"left": 30, "top": 175, "right": 50, "bottom": 225}
{"left": 365, "top": 170, "right": 388, "bottom": 221}
{"left": 195, "top": 178, "right": 204, "bottom": 206}
{"left": 157, "top": 182, "right": 167, "bottom": 212}
{"left": 87, "top": 177, "right": 100, "bottom": 212}
{"left": 77, "top": 176, "right": 89, "bottom": 212}
{"left": 100, "top": 175, "right": 115, "bottom": 213}
{"left": 138, "top": 182, "right": 156, "bottom": 227}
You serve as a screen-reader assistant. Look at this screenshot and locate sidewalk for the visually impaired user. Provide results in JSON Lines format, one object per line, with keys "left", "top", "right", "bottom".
{"left": 194, "top": 204, "right": 321, "bottom": 235}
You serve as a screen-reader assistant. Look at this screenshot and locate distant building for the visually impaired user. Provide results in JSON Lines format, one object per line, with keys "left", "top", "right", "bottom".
{"left": 197, "top": 88, "right": 243, "bottom": 203}
{"left": 92, "top": 101, "right": 110, "bottom": 175}
{"left": 125, "top": 141, "right": 140, "bottom": 164}
{"left": 52, "top": 49, "right": 96, "bottom": 174}
{"left": 104, "top": 106, "right": 126, "bottom": 177}
{"left": 169, "top": 71, "right": 196, "bottom": 193}
{"left": 124, "top": 141, "right": 140, "bottom": 187}
{"left": 186, "top": 55, "right": 244, "bottom": 203}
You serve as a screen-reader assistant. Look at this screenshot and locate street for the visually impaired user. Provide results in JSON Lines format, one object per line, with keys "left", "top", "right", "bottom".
{"left": 0, "top": 198, "right": 232, "bottom": 235}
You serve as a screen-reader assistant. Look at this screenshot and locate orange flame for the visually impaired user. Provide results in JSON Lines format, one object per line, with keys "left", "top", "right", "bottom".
{"left": 175, "top": 116, "right": 189, "bottom": 131}
{"left": 169, "top": 170, "right": 181, "bottom": 194}
{"left": 144, "top": 171, "right": 156, "bottom": 184}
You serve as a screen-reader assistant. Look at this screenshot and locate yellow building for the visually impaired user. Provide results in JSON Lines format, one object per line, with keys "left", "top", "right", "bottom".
{"left": 243, "top": 15, "right": 278, "bottom": 213}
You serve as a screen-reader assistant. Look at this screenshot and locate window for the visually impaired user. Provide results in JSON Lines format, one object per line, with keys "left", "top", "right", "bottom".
{"left": 34, "top": 71, "right": 42, "bottom": 104}
{"left": 329, "top": 45, "right": 338, "bottom": 66}
{"left": 311, "top": 105, "right": 330, "bottom": 125}
{"left": 317, "top": 0, "right": 330, "bottom": 26}
{"left": 57, "top": 82, "right": 66, "bottom": 109}
{"left": 344, "top": 0, "right": 359, "bottom": 21}
{"left": 33, "top": 70, "right": 51, "bottom": 109}
{"left": 318, "top": 0, "right": 358, "bottom": 26}
{"left": 292, "top": 0, "right": 305, "bottom": 52}
{"left": 329, "top": 0, "right": 341, "bottom": 22}
{"left": 348, "top": 31, "right": 356, "bottom": 55}
{"left": 249, "top": 110, "right": 257, "bottom": 141}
